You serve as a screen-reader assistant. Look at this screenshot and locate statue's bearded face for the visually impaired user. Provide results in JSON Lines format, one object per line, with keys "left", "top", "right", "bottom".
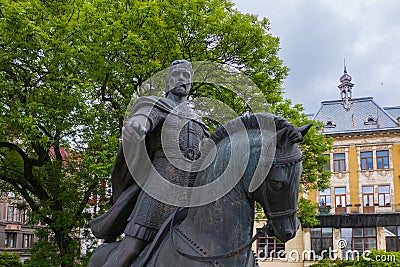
{"left": 166, "top": 67, "right": 192, "bottom": 96}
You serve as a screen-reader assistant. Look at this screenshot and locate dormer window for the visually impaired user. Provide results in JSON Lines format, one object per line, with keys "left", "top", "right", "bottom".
{"left": 324, "top": 120, "right": 336, "bottom": 128}
{"left": 364, "top": 115, "right": 377, "bottom": 125}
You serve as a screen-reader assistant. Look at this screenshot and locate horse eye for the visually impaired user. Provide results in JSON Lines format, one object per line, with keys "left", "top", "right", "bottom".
{"left": 271, "top": 181, "right": 284, "bottom": 191}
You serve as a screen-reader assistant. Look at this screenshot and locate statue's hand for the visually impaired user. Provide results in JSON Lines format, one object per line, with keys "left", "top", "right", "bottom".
{"left": 122, "top": 120, "right": 147, "bottom": 143}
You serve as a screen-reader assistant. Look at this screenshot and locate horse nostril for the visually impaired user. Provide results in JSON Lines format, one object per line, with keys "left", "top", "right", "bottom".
{"left": 285, "top": 231, "right": 293, "bottom": 239}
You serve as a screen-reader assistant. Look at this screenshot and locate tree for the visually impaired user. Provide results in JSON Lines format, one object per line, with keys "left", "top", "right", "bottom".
{"left": 0, "top": 1, "right": 126, "bottom": 265}
{"left": 0, "top": 0, "right": 330, "bottom": 264}
{"left": 0, "top": 252, "right": 24, "bottom": 267}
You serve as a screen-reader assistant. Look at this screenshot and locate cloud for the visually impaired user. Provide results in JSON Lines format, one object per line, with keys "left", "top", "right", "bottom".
{"left": 231, "top": 0, "right": 400, "bottom": 112}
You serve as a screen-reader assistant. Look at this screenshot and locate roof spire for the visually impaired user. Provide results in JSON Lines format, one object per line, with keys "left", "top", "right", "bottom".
{"left": 338, "top": 59, "right": 354, "bottom": 111}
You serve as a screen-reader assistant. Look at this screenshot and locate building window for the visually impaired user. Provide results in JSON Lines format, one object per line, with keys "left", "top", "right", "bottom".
{"left": 341, "top": 228, "right": 377, "bottom": 259}
{"left": 5, "top": 233, "right": 17, "bottom": 248}
{"left": 319, "top": 188, "right": 332, "bottom": 214}
{"left": 24, "top": 210, "right": 30, "bottom": 224}
{"left": 376, "top": 150, "right": 389, "bottom": 169}
{"left": 340, "top": 228, "right": 353, "bottom": 259}
{"left": 22, "top": 234, "right": 34, "bottom": 248}
{"left": 386, "top": 226, "right": 400, "bottom": 252}
{"left": 15, "top": 208, "right": 21, "bottom": 223}
{"left": 256, "top": 228, "right": 285, "bottom": 259}
{"left": 378, "top": 185, "right": 391, "bottom": 206}
{"left": 319, "top": 188, "right": 331, "bottom": 206}
{"left": 362, "top": 186, "right": 375, "bottom": 213}
{"left": 364, "top": 115, "right": 378, "bottom": 125}
{"left": 324, "top": 120, "right": 336, "bottom": 128}
{"left": 353, "top": 228, "right": 376, "bottom": 254}
{"left": 362, "top": 186, "right": 374, "bottom": 207}
{"left": 7, "top": 206, "right": 14, "bottom": 222}
{"left": 311, "top": 228, "right": 333, "bottom": 259}
{"left": 19, "top": 209, "right": 26, "bottom": 224}
{"left": 333, "top": 153, "right": 346, "bottom": 172}
{"left": 360, "top": 151, "right": 373, "bottom": 170}
{"left": 334, "top": 187, "right": 346, "bottom": 207}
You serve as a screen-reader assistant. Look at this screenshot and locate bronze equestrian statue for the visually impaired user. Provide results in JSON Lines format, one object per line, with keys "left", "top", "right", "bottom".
{"left": 88, "top": 60, "right": 311, "bottom": 266}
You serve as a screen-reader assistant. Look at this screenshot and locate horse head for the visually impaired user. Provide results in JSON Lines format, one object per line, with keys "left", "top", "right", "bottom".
{"left": 252, "top": 120, "right": 312, "bottom": 242}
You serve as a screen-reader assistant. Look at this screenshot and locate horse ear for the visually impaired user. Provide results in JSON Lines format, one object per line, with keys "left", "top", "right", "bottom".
{"left": 298, "top": 123, "right": 313, "bottom": 138}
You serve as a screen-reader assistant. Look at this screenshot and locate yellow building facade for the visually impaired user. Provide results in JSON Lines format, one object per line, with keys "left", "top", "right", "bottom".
{"left": 253, "top": 67, "right": 400, "bottom": 266}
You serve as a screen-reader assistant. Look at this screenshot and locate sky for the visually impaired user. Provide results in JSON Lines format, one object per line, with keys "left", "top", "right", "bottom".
{"left": 231, "top": 0, "right": 400, "bottom": 114}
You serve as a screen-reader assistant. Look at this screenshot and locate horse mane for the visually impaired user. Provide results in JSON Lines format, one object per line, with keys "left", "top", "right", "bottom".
{"left": 194, "top": 113, "right": 274, "bottom": 187}
{"left": 210, "top": 113, "right": 274, "bottom": 145}
{"left": 197, "top": 113, "right": 300, "bottom": 185}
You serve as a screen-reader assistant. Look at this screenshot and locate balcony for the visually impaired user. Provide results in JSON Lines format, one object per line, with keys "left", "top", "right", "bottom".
{"left": 363, "top": 205, "right": 375, "bottom": 214}
{"left": 318, "top": 204, "right": 331, "bottom": 215}
{"left": 5, "top": 224, "right": 21, "bottom": 231}
{"left": 335, "top": 206, "right": 346, "bottom": 214}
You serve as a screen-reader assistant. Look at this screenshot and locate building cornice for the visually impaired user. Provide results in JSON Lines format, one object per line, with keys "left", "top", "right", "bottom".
{"left": 324, "top": 128, "right": 400, "bottom": 139}
{"left": 317, "top": 213, "right": 400, "bottom": 228}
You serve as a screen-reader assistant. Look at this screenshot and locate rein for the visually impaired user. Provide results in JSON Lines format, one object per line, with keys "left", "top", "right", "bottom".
{"left": 267, "top": 208, "right": 298, "bottom": 219}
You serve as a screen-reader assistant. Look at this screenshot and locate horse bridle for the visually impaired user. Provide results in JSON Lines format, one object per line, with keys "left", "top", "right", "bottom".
{"left": 170, "top": 156, "right": 303, "bottom": 263}
{"left": 262, "top": 155, "right": 303, "bottom": 220}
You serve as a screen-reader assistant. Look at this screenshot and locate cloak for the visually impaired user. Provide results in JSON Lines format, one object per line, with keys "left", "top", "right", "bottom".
{"left": 89, "top": 96, "right": 208, "bottom": 240}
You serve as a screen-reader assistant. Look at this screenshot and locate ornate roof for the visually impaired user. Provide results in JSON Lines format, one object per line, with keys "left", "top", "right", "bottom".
{"left": 383, "top": 106, "right": 400, "bottom": 120}
{"left": 313, "top": 64, "right": 399, "bottom": 135}
{"left": 313, "top": 97, "right": 400, "bottom": 134}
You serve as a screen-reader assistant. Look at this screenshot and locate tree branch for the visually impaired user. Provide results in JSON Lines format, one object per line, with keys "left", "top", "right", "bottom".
{"left": 0, "top": 174, "right": 38, "bottom": 210}
{"left": 0, "top": 142, "right": 29, "bottom": 161}
{"left": 75, "top": 180, "right": 99, "bottom": 218}
{"left": 38, "top": 124, "right": 53, "bottom": 139}
{"left": 31, "top": 142, "right": 50, "bottom": 167}
{"left": 101, "top": 72, "right": 111, "bottom": 102}
{"left": 100, "top": 72, "right": 122, "bottom": 113}
{"left": 0, "top": 142, "right": 52, "bottom": 201}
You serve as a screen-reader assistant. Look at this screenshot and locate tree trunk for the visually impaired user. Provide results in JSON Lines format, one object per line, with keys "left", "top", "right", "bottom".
{"left": 53, "top": 228, "right": 76, "bottom": 267}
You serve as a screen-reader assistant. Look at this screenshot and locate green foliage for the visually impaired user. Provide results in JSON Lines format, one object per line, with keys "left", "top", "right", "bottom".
{"left": 298, "top": 197, "right": 320, "bottom": 228}
{"left": 309, "top": 250, "right": 400, "bottom": 266}
{"left": 0, "top": 252, "right": 24, "bottom": 267}
{"left": 255, "top": 202, "right": 266, "bottom": 221}
{"left": 358, "top": 250, "right": 400, "bottom": 266}
{"left": 24, "top": 240, "right": 59, "bottom": 267}
{"left": 0, "top": 0, "right": 331, "bottom": 264}
{"left": 318, "top": 202, "right": 332, "bottom": 214}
